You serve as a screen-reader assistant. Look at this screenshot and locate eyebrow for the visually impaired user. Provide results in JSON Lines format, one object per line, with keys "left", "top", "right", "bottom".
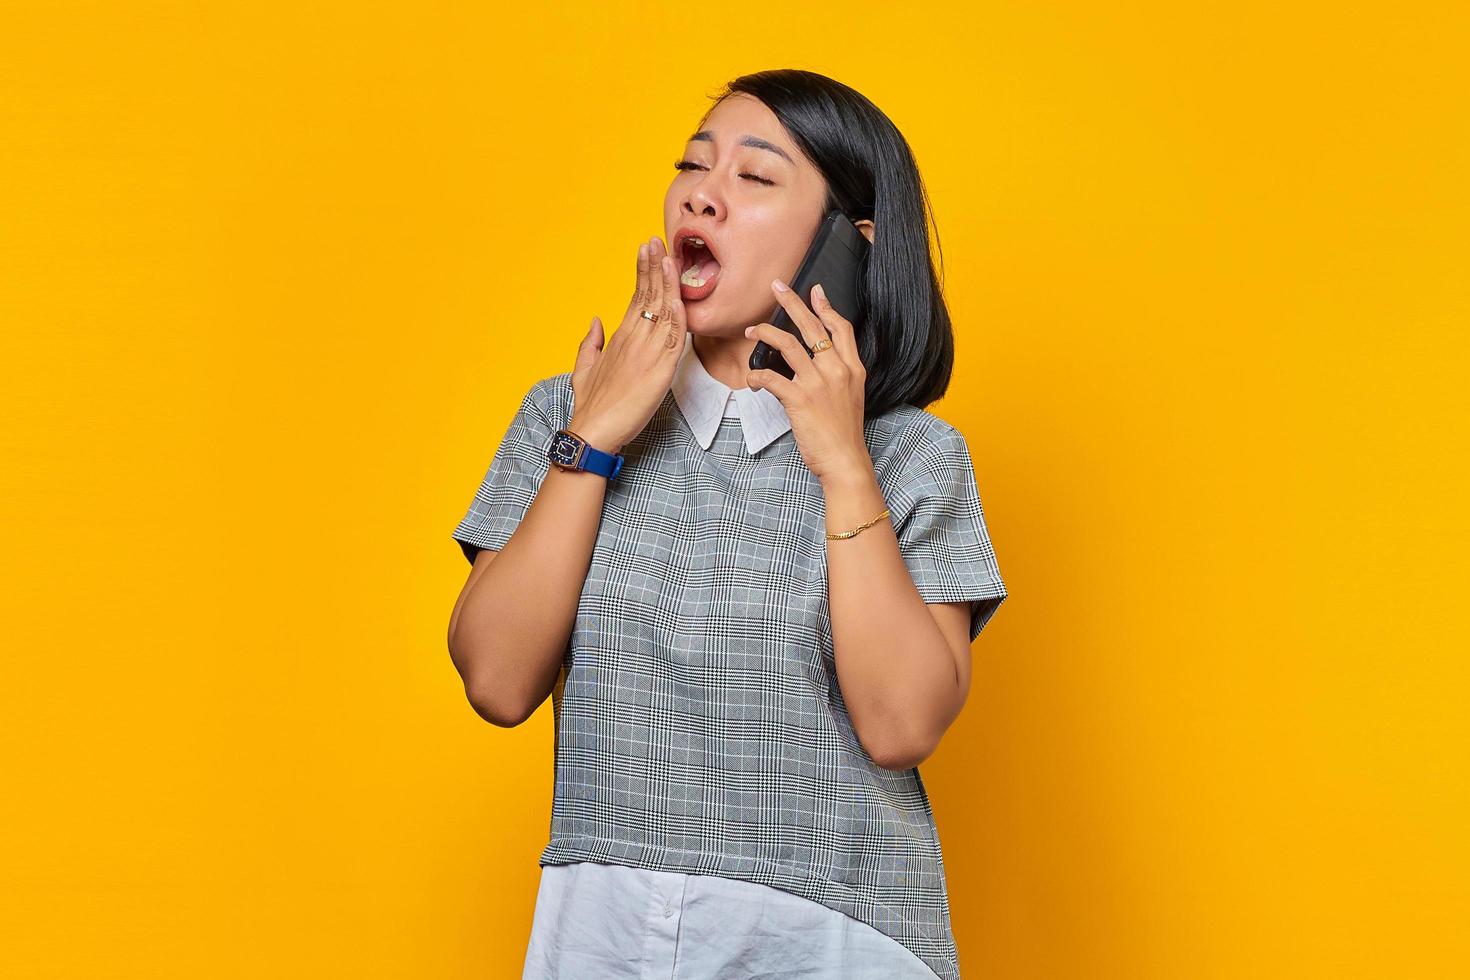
{"left": 688, "top": 130, "right": 795, "bottom": 166}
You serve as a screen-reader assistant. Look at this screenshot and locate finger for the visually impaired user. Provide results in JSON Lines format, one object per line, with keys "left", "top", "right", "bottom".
{"left": 809, "top": 282, "right": 862, "bottom": 373}
{"left": 769, "top": 278, "right": 830, "bottom": 355}
{"left": 660, "top": 252, "right": 687, "bottom": 350}
{"left": 574, "top": 315, "right": 603, "bottom": 375}
{"left": 745, "top": 321, "right": 813, "bottom": 382}
{"left": 747, "top": 367, "right": 800, "bottom": 403}
{"left": 643, "top": 237, "right": 666, "bottom": 324}
{"left": 632, "top": 241, "right": 651, "bottom": 311}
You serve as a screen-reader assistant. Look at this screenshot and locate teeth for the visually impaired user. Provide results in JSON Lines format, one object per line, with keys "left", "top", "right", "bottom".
{"left": 679, "top": 235, "right": 714, "bottom": 288}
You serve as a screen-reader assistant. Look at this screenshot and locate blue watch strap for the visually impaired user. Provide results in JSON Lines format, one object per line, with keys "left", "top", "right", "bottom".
{"left": 578, "top": 441, "right": 624, "bottom": 480}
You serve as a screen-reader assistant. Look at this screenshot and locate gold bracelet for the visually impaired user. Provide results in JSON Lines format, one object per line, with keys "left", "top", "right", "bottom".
{"left": 826, "top": 507, "right": 891, "bottom": 541}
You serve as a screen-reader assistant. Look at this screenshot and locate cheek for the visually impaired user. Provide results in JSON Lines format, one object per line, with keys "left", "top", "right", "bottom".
{"left": 762, "top": 208, "right": 820, "bottom": 270}
{"left": 735, "top": 241, "right": 804, "bottom": 297}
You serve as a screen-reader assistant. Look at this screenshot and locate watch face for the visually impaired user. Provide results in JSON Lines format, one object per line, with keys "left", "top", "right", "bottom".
{"left": 548, "top": 431, "right": 585, "bottom": 469}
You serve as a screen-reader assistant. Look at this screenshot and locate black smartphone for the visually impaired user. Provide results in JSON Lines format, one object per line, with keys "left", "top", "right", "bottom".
{"left": 749, "top": 209, "right": 870, "bottom": 380}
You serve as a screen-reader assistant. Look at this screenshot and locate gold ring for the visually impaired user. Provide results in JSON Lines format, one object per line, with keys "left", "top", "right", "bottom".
{"left": 810, "top": 338, "right": 834, "bottom": 355}
{"left": 639, "top": 310, "right": 659, "bottom": 323}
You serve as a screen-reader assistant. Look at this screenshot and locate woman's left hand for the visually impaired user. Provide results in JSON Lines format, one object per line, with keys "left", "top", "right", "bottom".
{"left": 746, "top": 279, "right": 872, "bottom": 486}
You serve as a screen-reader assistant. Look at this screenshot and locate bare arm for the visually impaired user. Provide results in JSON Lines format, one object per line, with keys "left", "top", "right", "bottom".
{"left": 823, "top": 466, "right": 973, "bottom": 771}
{"left": 446, "top": 416, "right": 623, "bottom": 728}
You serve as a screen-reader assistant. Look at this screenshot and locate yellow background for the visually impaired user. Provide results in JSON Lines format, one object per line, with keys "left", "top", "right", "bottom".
{"left": 3, "top": 2, "right": 1466, "bottom": 977}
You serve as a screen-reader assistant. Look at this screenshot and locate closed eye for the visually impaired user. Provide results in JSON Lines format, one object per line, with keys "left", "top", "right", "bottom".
{"left": 673, "top": 159, "right": 775, "bottom": 186}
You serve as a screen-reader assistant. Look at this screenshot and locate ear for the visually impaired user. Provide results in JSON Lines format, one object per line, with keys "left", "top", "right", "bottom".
{"left": 854, "top": 219, "right": 875, "bottom": 244}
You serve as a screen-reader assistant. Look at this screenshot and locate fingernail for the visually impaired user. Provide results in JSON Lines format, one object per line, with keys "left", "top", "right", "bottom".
{"left": 813, "top": 283, "right": 826, "bottom": 302}
{"left": 744, "top": 326, "right": 754, "bottom": 336}
{"left": 772, "top": 278, "right": 788, "bottom": 292}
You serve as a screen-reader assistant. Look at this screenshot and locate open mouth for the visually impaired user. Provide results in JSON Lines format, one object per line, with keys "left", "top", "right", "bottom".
{"left": 677, "top": 236, "right": 723, "bottom": 301}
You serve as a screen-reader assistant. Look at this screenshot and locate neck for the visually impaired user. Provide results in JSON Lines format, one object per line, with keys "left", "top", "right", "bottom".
{"left": 693, "top": 334, "right": 760, "bottom": 391}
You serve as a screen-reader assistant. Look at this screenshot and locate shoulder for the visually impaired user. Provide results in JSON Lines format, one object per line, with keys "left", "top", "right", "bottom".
{"left": 867, "top": 404, "right": 970, "bottom": 486}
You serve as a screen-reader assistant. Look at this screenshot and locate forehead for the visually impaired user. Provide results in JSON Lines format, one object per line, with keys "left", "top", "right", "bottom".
{"left": 689, "top": 95, "right": 805, "bottom": 168}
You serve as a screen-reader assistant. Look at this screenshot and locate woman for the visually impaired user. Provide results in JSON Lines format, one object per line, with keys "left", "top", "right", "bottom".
{"left": 447, "top": 69, "right": 1007, "bottom": 980}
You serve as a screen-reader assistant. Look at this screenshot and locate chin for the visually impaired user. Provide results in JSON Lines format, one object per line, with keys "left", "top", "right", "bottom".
{"left": 689, "top": 318, "right": 749, "bottom": 339}
{"left": 685, "top": 292, "right": 760, "bottom": 336}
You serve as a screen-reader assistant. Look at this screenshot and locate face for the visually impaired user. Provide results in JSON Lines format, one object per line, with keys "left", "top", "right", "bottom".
{"left": 663, "top": 94, "right": 830, "bottom": 337}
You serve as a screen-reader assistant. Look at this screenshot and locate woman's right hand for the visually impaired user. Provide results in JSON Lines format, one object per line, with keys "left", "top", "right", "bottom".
{"left": 568, "top": 236, "right": 689, "bottom": 455}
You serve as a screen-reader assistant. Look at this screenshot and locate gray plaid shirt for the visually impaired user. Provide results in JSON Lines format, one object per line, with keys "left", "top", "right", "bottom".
{"left": 452, "top": 335, "right": 1008, "bottom": 980}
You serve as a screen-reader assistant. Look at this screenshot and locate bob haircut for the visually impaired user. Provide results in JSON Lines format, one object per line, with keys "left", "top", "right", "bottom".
{"left": 698, "top": 69, "right": 957, "bottom": 417}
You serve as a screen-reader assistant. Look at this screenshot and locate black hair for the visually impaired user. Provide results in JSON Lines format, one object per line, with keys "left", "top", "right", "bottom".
{"left": 699, "top": 69, "right": 958, "bottom": 416}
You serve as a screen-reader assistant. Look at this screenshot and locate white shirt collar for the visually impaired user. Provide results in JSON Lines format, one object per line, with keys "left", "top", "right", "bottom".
{"left": 670, "top": 332, "right": 792, "bottom": 455}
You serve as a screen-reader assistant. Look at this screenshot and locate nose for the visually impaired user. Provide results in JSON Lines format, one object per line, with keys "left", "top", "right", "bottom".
{"left": 681, "top": 179, "right": 723, "bottom": 220}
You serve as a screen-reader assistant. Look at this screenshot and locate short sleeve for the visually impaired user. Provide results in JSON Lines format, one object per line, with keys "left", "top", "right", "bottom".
{"left": 451, "top": 380, "right": 558, "bottom": 565}
{"left": 892, "top": 425, "right": 1009, "bottom": 643}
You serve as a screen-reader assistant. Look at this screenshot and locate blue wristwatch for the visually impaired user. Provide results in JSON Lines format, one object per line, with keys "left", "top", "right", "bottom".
{"left": 547, "top": 428, "right": 625, "bottom": 481}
